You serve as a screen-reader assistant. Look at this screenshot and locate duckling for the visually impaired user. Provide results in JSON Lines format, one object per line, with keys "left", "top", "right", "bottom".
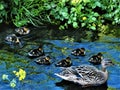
{"left": 15, "top": 27, "right": 30, "bottom": 35}
{"left": 55, "top": 57, "right": 72, "bottom": 67}
{"left": 89, "top": 52, "right": 103, "bottom": 65}
{"left": 35, "top": 56, "right": 51, "bottom": 65}
{"left": 71, "top": 48, "right": 85, "bottom": 56}
{"left": 55, "top": 58, "right": 114, "bottom": 87}
{"left": 5, "top": 34, "right": 23, "bottom": 48}
{"left": 28, "top": 45, "right": 45, "bottom": 57}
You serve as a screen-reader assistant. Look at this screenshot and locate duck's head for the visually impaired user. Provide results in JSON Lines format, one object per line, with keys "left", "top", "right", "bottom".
{"left": 15, "top": 27, "right": 30, "bottom": 35}
{"left": 101, "top": 58, "right": 114, "bottom": 69}
{"left": 97, "top": 52, "right": 103, "bottom": 58}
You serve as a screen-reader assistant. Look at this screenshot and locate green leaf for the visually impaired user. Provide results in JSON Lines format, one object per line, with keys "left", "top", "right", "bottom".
{"left": 91, "top": 17, "right": 96, "bottom": 21}
{"left": 73, "top": 22, "right": 78, "bottom": 28}
{"left": 14, "top": 0, "right": 19, "bottom": 5}
{"left": 81, "top": 23, "right": 86, "bottom": 27}
{"left": 90, "top": 26, "right": 96, "bottom": 30}
{"left": 0, "top": 4, "right": 4, "bottom": 10}
{"left": 95, "top": 1, "right": 101, "bottom": 7}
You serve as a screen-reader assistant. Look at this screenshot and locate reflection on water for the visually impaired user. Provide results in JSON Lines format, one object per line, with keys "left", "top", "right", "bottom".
{"left": 56, "top": 80, "right": 108, "bottom": 90}
{"left": 0, "top": 24, "right": 120, "bottom": 90}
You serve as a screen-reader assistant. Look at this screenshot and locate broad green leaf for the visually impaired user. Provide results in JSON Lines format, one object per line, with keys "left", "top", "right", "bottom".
{"left": 73, "top": 22, "right": 78, "bottom": 28}
{"left": 0, "top": 4, "right": 4, "bottom": 10}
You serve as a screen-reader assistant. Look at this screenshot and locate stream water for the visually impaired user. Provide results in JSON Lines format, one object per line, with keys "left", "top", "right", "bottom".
{"left": 0, "top": 24, "right": 120, "bottom": 90}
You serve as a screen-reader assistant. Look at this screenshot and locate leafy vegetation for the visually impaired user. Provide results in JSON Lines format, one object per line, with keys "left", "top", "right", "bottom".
{"left": 0, "top": 0, "right": 120, "bottom": 30}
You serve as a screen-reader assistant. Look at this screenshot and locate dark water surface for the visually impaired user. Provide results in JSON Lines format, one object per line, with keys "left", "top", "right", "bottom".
{"left": 0, "top": 24, "right": 120, "bottom": 90}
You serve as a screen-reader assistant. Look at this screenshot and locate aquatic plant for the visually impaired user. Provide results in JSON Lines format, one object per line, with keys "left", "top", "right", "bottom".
{"left": 13, "top": 68, "right": 26, "bottom": 81}
{"left": 2, "top": 69, "right": 26, "bottom": 88}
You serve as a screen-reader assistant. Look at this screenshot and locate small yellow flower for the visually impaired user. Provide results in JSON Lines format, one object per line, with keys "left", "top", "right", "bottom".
{"left": 2, "top": 74, "right": 9, "bottom": 80}
{"left": 82, "top": 17, "right": 87, "bottom": 20}
{"left": 10, "top": 82, "right": 16, "bottom": 88}
{"left": 13, "top": 69, "right": 26, "bottom": 81}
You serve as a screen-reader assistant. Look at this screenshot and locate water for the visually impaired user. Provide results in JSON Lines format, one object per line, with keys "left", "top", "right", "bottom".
{"left": 0, "top": 24, "right": 120, "bottom": 90}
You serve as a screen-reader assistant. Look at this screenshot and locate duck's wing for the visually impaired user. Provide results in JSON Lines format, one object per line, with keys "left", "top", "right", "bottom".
{"left": 55, "top": 67, "right": 81, "bottom": 81}
{"left": 74, "top": 65, "right": 106, "bottom": 85}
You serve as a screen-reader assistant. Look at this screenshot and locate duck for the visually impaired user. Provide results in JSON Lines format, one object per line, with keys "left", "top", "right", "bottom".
{"left": 28, "top": 45, "right": 45, "bottom": 57}
{"left": 71, "top": 48, "right": 85, "bottom": 56}
{"left": 55, "top": 58, "right": 114, "bottom": 87}
{"left": 35, "top": 55, "right": 51, "bottom": 65}
{"left": 15, "top": 27, "right": 30, "bottom": 35}
{"left": 5, "top": 34, "right": 23, "bottom": 48}
{"left": 55, "top": 57, "right": 72, "bottom": 67}
{"left": 89, "top": 52, "right": 103, "bottom": 65}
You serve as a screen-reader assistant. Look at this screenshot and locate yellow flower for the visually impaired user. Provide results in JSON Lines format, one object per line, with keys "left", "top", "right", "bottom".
{"left": 10, "top": 82, "right": 16, "bottom": 88}
{"left": 82, "top": 17, "right": 87, "bottom": 20}
{"left": 13, "top": 69, "right": 26, "bottom": 81}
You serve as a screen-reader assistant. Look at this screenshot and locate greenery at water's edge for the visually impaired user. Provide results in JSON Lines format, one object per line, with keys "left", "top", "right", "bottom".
{"left": 0, "top": 0, "right": 120, "bottom": 30}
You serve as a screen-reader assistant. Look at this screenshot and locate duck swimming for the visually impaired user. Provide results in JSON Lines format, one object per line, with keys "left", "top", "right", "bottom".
{"left": 89, "top": 52, "right": 103, "bottom": 65}
{"left": 28, "top": 45, "right": 45, "bottom": 57}
{"left": 35, "top": 55, "right": 51, "bottom": 65}
{"left": 5, "top": 34, "right": 23, "bottom": 48}
{"left": 15, "top": 27, "right": 30, "bottom": 35}
{"left": 71, "top": 48, "right": 85, "bottom": 56}
{"left": 55, "top": 57, "right": 72, "bottom": 67}
{"left": 55, "top": 58, "right": 113, "bottom": 87}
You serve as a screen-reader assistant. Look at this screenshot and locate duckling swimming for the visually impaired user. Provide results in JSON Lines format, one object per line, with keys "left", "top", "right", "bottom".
{"left": 71, "top": 48, "right": 85, "bottom": 56}
{"left": 55, "top": 57, "right": 72, "bottom": 67}
{"left": 89, "top": 52, "right": 103, "bottom": 65}
{"left": 15, "top": 27, "right": 30, "bottom": 35}
{"left": 55, "top": 58, "right": 114, "bottom": 87}
{"left": 5, "top": 34, "right": 23, "bottom": 48}
{"left": 35, "top": 56, "right": 51, "bottom": 65}
{"left": 28, "top": 45, "right": 45, "bottom": 57}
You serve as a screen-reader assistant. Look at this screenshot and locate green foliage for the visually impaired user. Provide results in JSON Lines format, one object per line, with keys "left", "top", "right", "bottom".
{"left": 0, "top": 0, "right": 119, "bottom": 30}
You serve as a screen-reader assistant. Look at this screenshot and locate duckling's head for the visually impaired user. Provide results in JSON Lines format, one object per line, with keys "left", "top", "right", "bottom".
{"left": 23, "top": 27, "right": 29, "bottom": 32}
{"left": 66, "top": 57, "right": 71, "bottom": 62}
{"left": 45, "top": 56, "right": 50, "bottom": 61}
{"left": 80, "top": 48, "right": 85, "bottom": 51}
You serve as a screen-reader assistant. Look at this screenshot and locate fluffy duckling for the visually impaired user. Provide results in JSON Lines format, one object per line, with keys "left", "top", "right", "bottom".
{"left": 28, "top": 45, "right": 45, "bottom": 57}
{"left": 55, "top": 58, "right": 114, "bottom": 87}
{"left": 71, "top": 48, "right": 85, "bottom": 56}
{"left": 5, "top": 34, "right": 23, "bottom": 48}
{"left": 89, "top": 52, "right": 103, "bottom": 65}
{"left": 15, "top": 27, "right": 30, "bottom": 35}
{"left": 55, "top": 57, "right": 72, "bottom": 67}
{"left": 35, "top": 56, "right": 51, "bottom": 65}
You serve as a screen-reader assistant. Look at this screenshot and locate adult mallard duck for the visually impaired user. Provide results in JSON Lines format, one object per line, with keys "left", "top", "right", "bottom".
{"left": 28, "top": 45, "right": 45, "bottom": 57}
{"left": 71, "top": 48, "right": 86, "bottom": 56}
{"left": 55, "top": 57, "right": 72, "bottom": 67}
{"left": 15, "top": 27, "right": 30, "bottom": 35}
{"left": 35, "top": 55, "right": 51, "bottom": 65}
{"left": 89, "top": 52, "right": 103, "bottom": 65}
{"left": 5, "top": 34, "right": 23, "bottom": 48}
{"left": 55, "top": 58, "right": 113, "bottom": 87}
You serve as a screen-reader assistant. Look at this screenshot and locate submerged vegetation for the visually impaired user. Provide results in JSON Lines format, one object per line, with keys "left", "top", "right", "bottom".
{"left": 0, "top": 0, "right": 120, "bottom": 30}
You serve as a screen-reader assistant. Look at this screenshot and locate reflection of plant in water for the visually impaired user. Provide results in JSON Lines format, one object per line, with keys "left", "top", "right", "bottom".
{"left": 2, "top": 68, "right": 26, "bottom": 88}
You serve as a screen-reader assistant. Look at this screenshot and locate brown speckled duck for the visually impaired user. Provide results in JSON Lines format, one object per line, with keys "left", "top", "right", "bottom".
{"left": 35, "top": 55, "right": 51, "bottom": 65}
{"left": 15, "top": 27, "right": 30, "bottom": 35}
{"left": 71, "top": 48, "right": 86, "bottom": 56}
{"left": 28, "top": 45, "right": 45, "bottom": 57}
{"left": 89, "top": 52, "right": 103, "bottom": 65}
{"left": 55, "top": 57, "right": 72, "bottom": 67}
